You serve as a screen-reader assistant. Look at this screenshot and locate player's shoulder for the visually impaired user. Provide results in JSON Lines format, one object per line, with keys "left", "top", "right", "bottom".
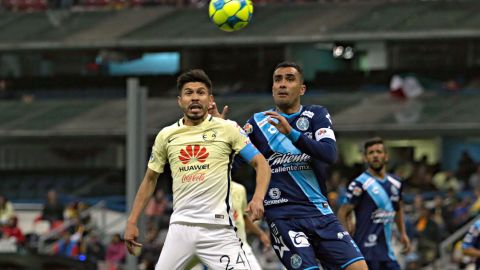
{"left": 155, "top": 120, "right": 181, "bottom": 139}
{"left": 353, "top": 172, "right": 371, "bottom": 185}
{"left": 302, "top": 104, "right": 329, "bottom": 115}
{"left": 386, "top": 174, "right": 403, "bottom": 189}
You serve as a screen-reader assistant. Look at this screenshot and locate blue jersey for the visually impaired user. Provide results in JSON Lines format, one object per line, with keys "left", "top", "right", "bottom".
{"left": 244, "top": 105, "right": 337, "bottom": 220}
{"left": 462, "top": 219, "right": 480, "bottom": 270}
{"left": 345, "top": 172, "right": 403, "bottom": 262}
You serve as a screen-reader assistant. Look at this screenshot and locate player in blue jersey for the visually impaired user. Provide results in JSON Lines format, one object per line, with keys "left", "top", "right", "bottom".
{"left": 462, "top": 219, "right": 480, "bottom": 270}
{"left": 338, "top": 137, "right": 411, "bottom": 270}
{"left": 240, "top": 62, "right": 367, "bottom": 270}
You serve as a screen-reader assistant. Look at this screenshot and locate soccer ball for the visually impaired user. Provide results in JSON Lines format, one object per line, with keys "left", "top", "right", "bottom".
{"left": 209, "top": 0, "right": 253, "bottom": 32}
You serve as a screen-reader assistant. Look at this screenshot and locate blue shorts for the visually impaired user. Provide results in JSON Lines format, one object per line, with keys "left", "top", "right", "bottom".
{"left": 366, "top": 260, "right": 400, "bottom": 270}
{"left": 267, "top": 214, "right": 364, "bottom": 270}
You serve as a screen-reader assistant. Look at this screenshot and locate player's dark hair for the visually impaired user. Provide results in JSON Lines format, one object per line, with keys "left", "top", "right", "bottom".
{"left": 274, "top": 61, "right": 304, "bottom": 82}
{"left": 177, "top": 69, "right": 212, "bottom": 94}
{"left": 364, "top": 137, "right": 385, "bottom": 152}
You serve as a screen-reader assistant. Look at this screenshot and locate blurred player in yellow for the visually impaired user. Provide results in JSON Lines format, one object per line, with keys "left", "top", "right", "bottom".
{"left": 231, "top": 180, "right": 271, "bottom": 270}
{"left": 124, "top": 69, "right": 271, "bottom": 270}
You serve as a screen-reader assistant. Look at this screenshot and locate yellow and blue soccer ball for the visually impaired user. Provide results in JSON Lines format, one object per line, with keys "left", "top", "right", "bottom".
{"left": 209, "top": 0, "right": 253, "bottom": 32}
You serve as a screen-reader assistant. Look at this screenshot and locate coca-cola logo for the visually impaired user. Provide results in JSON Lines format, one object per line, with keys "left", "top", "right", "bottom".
{"left": 179, "top": 145, "right": 209, "bottom": 164}
{"left": 181, "top": 173, "right": 206, "bottom": 183}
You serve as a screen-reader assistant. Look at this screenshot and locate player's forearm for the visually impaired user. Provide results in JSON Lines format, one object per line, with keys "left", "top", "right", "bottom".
{"left": 244, "top": 215, "right": 264, "bottom": 237}
{"left": 127, "top": 170, "right": 159, "bottom": 225}
{"left": 251, "top": 156, "right": 270, "bottom": 200}
{"left": 395, "top": 205, "right": 407, "bottom": 236}
{"left": 463, "top": 247, "right": 480, "bottom": 258}
{"left": 293, "top": 135, "right": 337, "bottom": 164}
{"left": 338, "top": 204, "right": 355, "bottom": 234}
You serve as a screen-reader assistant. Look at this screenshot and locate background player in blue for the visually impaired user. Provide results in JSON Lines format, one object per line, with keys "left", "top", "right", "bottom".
{"left": 338, "top": 137, "right": 411, "bottom": 270}
{"left": 242, "top": 62, "right": 367, "bottom": 270}
{"left": 462, "top": 218, "right": 480, "bottom": 269}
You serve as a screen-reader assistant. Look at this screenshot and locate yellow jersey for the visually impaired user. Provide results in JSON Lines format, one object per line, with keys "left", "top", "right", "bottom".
{"left": 148, "top": 115, "right": 251, "bottom": 226}
{"left": 231, "top": 181, "right": 248, "bottom": 242}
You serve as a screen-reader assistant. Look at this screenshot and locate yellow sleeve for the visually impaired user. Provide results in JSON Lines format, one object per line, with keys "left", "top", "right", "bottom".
{"left": 148, "top": 131, "right": 167, "bottom": 173}
{"left": 226, "top": 120, "right": 251, "bottom": 153}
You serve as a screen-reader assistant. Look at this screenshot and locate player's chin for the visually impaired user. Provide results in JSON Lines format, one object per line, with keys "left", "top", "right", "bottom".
{"left": 186, "top": 112, "right": 205, "bottom": 121}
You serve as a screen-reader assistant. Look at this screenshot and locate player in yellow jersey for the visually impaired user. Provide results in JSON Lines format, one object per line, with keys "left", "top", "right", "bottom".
{"left": 124, "top": 69, "right": 271, "bottom": 270}
{"left": 231, "top": 181, "right": 271, "bottom": 270}
{"left": 186, "top": 180, "right": 271, "bottom": 270}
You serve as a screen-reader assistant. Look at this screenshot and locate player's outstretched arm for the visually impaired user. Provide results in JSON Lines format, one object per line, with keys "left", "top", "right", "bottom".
{"left": 124, "top": 168, "right": 160, "bottom": 255}
{"left": 246, "top": 153, "right": 271, "bottom": 221}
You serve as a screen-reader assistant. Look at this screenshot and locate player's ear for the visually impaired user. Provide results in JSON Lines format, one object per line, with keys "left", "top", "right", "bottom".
{"left": 300, "top": 84, "right": 306, "bottom": 96}
{"left": 177, "top": 95, "right": 182, "bottom": 107}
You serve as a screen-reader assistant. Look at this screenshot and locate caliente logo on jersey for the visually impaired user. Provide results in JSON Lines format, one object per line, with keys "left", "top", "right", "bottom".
{"left": 179, "top": 145, "right": 209, "bottom": 164}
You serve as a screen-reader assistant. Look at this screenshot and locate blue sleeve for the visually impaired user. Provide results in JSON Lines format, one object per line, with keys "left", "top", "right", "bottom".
{"left": 239, "top": 143, "right": 260, "bottom": 163}
{"left": 345, "top": 180, "right": 363, "bottom": 206}
{"left": 291, "top": 107, "right": 337, "bottom": 164}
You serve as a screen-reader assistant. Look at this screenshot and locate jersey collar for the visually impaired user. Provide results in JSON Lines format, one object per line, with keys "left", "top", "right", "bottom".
{"left": 177, "top": 114, "right": 213, "bottom": 127}
{"left": 276, "top": 105, "right": 303, "bottom": 119}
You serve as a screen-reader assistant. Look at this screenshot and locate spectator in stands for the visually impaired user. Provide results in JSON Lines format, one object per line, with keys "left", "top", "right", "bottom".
{"left": 85, "top": 233, "right": 105, "bottom": 265}
{"left": 41, "top": 190, "right": 64, "bottom": 227}
{"left": 414, "top": 205, "right": 442, "bottom": 266}
{"left": 433, "top": 171, "right": 462, "bottom": 192}
{"left": 145, "top": 189, "right": 170, "bottom": 230}
{"left": 0, "top": 195, "right": 14, "bottom": 226}
{"left": 457, "top": 151, "right": 476, "bottom": 185}
{"left": 470, "top": 188, "right": 480, "bottom": 217}
{"left": 469, "top": 164, "right": 480, "bottom": 190}
{"left": 139, "top": 227, "right": 163, "bottom": 270}
{"left": 53, "top": 228, "right": 82, "bottom": 258}
{"left": 1, "top": 216, "right": 25, "bottom": 246}
{"left": 105, "top": 233, "right": 126, "bottom": 270}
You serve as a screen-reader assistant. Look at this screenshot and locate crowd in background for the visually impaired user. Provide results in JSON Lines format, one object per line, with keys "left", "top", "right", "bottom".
{"left": 1, "top": 150, "right": 480, "bottom": 269}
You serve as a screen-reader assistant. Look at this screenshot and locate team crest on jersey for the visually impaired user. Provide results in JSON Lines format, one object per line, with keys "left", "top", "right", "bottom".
{"left": 269, "top": 188, "right": 281, "bottom": 199}
{"left": 295, "top": 117, "right": 309, "bottom": 131}
{"left": 202, "top": 129, "right": 217, "bottom": 141}
{"left": 243, "top": 123, "right": 253, "bottom": 134}
{"left": 179, "top": 145, "right": 209, "bottom": 164}
{"left": 372, "top": 186, "right": 380, "bottom": 194}
{"left": 290, "top": 254, "right": 302, "bottom": 269}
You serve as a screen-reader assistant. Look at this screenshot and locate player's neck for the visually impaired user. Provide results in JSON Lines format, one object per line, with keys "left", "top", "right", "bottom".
{"left": 183, "top": 114, "right": 208, "bottom": 126}
{"left": 276, "top": 104, "right": 302, "bottom": 115}
{"left": 367, "top": 168, "right": 386, "bottom": 179}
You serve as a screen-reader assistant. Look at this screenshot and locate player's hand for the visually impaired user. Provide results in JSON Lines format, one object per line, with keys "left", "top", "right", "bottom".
{"left": 208, "top": 102, "right": 229, "bottom": 119}
{"left": 264, "top": 111, "right": 292, "bottom": 135}
{"left": 259, "top": 232, "right": 271, "bottom": 252}
{"left": 124, "top": 222, "right": 143, "bottom": 256}
{"left": 246, "top": 197, "right": 264, "bottom": 221}
{"left": 400, "top": 233, "right": 411, "bottom": 254}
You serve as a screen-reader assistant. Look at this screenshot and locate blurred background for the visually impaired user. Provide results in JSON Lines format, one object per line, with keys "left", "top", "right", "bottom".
{"left": 1, "top": 0, "right": 480, "bottom": 269}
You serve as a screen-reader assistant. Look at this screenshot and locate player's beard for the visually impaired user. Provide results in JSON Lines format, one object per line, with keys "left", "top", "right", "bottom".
{"left": 185, "top": 103, "right": 207, "bottom": 121}
{"left": 369, "top": 161, "right": 385, "bottom": 174}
